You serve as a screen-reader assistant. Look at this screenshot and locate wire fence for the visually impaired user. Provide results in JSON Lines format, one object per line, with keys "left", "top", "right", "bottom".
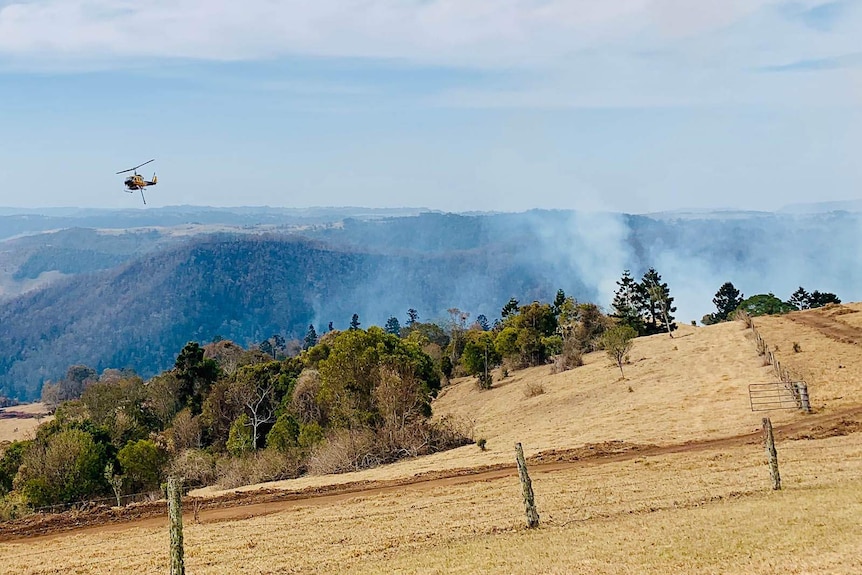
{"left": 5, "top": 445, "right": 857, "bottom": 575}
{"left": 737, "top": 310, "right": 811, "bottom": 412}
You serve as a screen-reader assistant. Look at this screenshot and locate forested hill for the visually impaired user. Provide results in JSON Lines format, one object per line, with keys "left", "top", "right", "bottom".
{"left": 0, "top": 233, "right": 578, "bottom": 400}
{"left": 1, "top": 207, "right": 860, "bottom": 401}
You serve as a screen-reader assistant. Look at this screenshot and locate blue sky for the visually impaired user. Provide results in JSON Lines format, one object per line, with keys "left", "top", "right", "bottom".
{"left": 0, "top": 0, "right": 860, "bottom": 212}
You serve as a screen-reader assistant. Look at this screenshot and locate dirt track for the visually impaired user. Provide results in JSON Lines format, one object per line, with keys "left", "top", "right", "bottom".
{"left": 3, "top": 404, "right": 861, "bottom": 544}
{"left": 788, "top": 311, "right": 862, "bottom": 346}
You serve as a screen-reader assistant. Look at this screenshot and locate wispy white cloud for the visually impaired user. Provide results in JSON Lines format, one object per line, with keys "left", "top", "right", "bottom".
{"left": 1, "top": 0, "right": 860, "bottom": 107}
{"left": 0, "top": 1, "right": 851, "bottom": 64}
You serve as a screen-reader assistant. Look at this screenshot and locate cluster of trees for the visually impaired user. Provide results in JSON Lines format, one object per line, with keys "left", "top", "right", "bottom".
{"left": 0, "top": 326, "right": 468, "bottom": 516}
{"left": 610, "top": 269, "right": 677, "bottom": 337}
{"left": 702, "top": 283, "right": 841, "bottom": 324}
{"left": 2, "top": 284, "right": 649, "bottom": 516}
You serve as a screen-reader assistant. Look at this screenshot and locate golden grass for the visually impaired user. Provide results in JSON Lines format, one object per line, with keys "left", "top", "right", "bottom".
{"left": 4, "top": 309, "right": 862, "bottom": 574}
{"left": 4, "top": 432, "right": 860, "bottom": 574}
{"left": 753, "top": 303, "right": 862, "bottom": 408}
{"left": 195, "top": 321, "right": 801, "bottom": 496}
{"left": 0, "top": 403, "right": 51, "bottom": 443}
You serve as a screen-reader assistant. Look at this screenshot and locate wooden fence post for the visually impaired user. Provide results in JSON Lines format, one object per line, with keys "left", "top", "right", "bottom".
{"left": 795, "top": 383, "right": 812, "bottom": 413}
{"left": 762, "top": 418, "right": 781, "bottom": 490}
{"left": 167, "top": 476, "right": 185, "bottom": 575}
{"left": 515, "top": 442, "right": 539, "bottom": 528}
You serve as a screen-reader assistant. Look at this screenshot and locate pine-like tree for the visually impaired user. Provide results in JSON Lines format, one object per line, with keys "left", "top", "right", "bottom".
{"left": 712, "top": 282, "right": 744, "bottom": 322}
{"left": 501, "top": 297, "right": 520, "bottom": 319}
{"left": 303, "top": 324, "right": 319, "bottom": 350}
{"left": 552, "top": 289, "right": 567, "bottom": 316}
{"left": 808, "top": 290, "right": 841, "bottom": 308}
{"left": 788, "top": 287, "right": 810, "bottom": 310}
{"left": 349, "top": 314, "right": 361, "bottom": 331}
{"left": 475, "top": 314, "right": 490, "bottom": 331}
{"left": 406, "top": 308, "right": 419, "bottom": 326}
{"left": 611, "top": 270, "right": 645, "bottom": 335}
{"left": 640, "top": 268, "right": 676, "bottom": 336}
{"left": 384, "top": 316, "right": 401, "bottom": 335}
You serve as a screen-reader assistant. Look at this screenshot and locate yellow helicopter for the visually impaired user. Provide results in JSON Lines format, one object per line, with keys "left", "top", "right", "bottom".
{"left": 116, "top": 159, "right": 158, "bottom": 204}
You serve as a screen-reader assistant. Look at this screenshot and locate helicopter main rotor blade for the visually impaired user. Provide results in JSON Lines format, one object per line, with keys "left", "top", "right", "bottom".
{"left": 116, "top": 159, "right": 155, "bottom": 174}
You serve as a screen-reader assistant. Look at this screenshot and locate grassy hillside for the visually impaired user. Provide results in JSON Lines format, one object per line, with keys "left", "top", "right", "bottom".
{"left": 4, "top": 306, "right": 861, "bottom": 573}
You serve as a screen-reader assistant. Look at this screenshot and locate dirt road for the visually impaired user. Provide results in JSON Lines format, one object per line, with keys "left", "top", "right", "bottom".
{"left": 3, "top": 404, "right": 860, "bottom": 544}
{"left": 788, "top": 311, "right": 862, "bottom": 346}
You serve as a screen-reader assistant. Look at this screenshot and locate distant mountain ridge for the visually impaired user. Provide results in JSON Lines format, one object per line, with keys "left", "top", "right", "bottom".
{"left": 1, "top": 206, "right": 860, "bottom": 401}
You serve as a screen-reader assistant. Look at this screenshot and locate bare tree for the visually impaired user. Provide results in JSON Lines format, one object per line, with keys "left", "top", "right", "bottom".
{"left": 647, "top": 284, "right": 674, "bottom": 338}
{"left": 227, "top": 366, "right": 277, "bottom": 449}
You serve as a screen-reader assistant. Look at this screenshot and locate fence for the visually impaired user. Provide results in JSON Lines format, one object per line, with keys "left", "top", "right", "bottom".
{"left": 738, "top": 310, "right": 811, "bottom": 413}
{"left": 3, "top": 430, "right": 825, "bottom": 574}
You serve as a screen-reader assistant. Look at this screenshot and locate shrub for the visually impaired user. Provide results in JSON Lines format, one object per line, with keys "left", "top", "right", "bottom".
{"left": 523, "top": 382, "right": 545, "bottom": 398}
{"left": 118, "top": 439, "right": 169, "bottom": 492}
{"left": 0, "top": 492, "right": 30, "bottom": 521}
{"left": 215, "top": 450, "right": 301, "bottom": 490}
{"left": 793, "top": 342, "right": 802, "bottom": 353}
{"left": 169, "top": 449, "right": 217, "bottom": 487}
{"left": 307, "top": 428, "right": 379, "bottom": 475}
{"left": 15, "top": 428, "right": 107, "bottom": 507}
{"left": 226, "top": 414, "right": 253, "bottom": 457}
{"left": 550, "top": 348, "right": 583, "bottom": 374}
{"left": 298, "top": 422, "right": 325, "bottom": 450}
{"left": 266, "top": 414, "right": 300, "bottom": 452}
{"left": 476, "top": 438, "right": 487, "bottom": 451}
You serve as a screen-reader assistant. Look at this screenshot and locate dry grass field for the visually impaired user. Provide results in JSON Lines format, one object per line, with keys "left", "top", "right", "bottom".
{"left": 0, "top": 403, "right": 51, "bottom": 443}
{"left": 2, "top": 306, "right": 861, "bottom": 574}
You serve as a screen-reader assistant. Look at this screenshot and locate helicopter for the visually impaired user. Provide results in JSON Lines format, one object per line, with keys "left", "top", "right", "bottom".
{"left": 116, "top": 159, "right": 158, "bottom": 204}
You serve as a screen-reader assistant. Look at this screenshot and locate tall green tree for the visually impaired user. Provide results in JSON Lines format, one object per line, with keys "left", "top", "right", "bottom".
{"left": 384, "top": 316, "right": 402, "bottom": 335}
{"left": 738, "top": 293, "right": 796, "bottom": 316}
{"left": 174, "top": 342, "right": 221, "bottom": 415}
{"left": 117, "top": 439, "right": 167, "bottom": 492}
{"left": 640, "top": 268, "right": 676, "bottom": 336}
{"left": 501, "top": 297, "right": 520, "bottom": 319}
{"left": 461, "top": 330, "right": 501, "bottom": 388}
{"left": 611, "top": 270, "right": 645, "bottom": 335}
{"left": 406, "top": 308, "right": 419, "bottom": 326}
{"left": 711, "top": 281, "right": 744, "bottom": 322}
{"left": 552, "top": 289, "right": 567, "bottom": 316}
{"left": 315, "top": 327, "right": 439, "bottom": 429}
{"left": 303, "top": 324, "right": 319, "bottom": 350}
{"left": 349, "top": 314, "right": 361, "bottom": 330}
{"left": 787, "top": 287, "right": 810, "bottom": 310}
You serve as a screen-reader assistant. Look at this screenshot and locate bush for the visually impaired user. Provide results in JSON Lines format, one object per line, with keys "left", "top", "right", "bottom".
{"left": 266, "top": 414, "right": 300, "bottom": 452}
{"left": 298, "top": 422, "right": 325, "bottom": 450}
{"left": 0, "top": 492, "right": 30, "bottom": 521}
{"left": 226, "top": 414, "right": 253, "bottom": 457}
{"left": 476, "top": 438, "right": 487, "bottom": 451}
{"left": 793, "top": 342, "right": 802, "bottom": 353}
{"left": 215, "top": 449, "right": 301, "bottom": 490}
{"left": 307, "top": 417, "right": 473, "bottom": 476}
{"left": 118, "top": 439, "right": 168, "bottom": 492}
{"left": 307, "top": 428, "right": 379, "bottom": 475}
{"left": 550, "top": 350, "right": 583, "bottom": 374}
{"left": 15, "top": 428, "right": 107, "bottom": 507}
{"left": 168, "top": 449, "right": 217, "bottom": 487}
{"left": 523, "top": 382, "right": 545, "bottom": 398}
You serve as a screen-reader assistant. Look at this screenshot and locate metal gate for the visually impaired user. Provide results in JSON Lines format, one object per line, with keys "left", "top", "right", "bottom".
{"left": 748, "top": 382, "right": 800, "bottom": 411}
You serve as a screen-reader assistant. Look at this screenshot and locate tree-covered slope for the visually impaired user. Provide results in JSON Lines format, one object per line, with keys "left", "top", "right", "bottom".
{"left": 0, "top": 233, "right": 579, "bottom": 400}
